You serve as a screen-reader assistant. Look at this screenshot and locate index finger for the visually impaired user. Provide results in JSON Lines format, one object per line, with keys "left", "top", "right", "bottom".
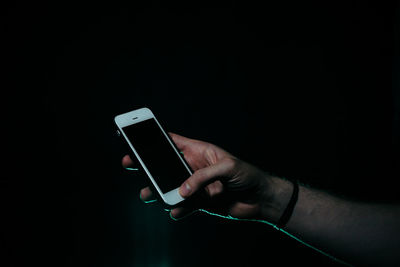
{"left": 169, "top": 132, "right": 192, "bottom": 151}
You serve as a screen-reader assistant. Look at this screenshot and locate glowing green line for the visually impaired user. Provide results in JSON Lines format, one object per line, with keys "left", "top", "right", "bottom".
{"left": 169, "top": 209, "right": 198, "bottom": 221}
{"left": 139, "top": 193, "right": 157, "bottom": 204}
{"left": 197, "top": 209, "right": 353, "bottom": 266}
{"left": 143, "top": 199, "right": 157, "bottom": 204}
{"left": 126, "top": 167, "right": 139, "bottom": 171}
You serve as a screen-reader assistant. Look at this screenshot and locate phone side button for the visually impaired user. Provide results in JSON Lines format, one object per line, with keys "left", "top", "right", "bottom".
{"left": 116, "top": 130, "right": 121, "bottom": 136}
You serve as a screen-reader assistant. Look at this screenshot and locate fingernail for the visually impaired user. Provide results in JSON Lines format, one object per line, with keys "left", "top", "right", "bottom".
{"left": 179, "top": 183, "right": 192, "bottom": 198}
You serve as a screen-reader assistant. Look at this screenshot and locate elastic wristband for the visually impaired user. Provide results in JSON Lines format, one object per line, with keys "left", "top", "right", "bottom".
{"left": 275, "top": 180, "right": 299, "bottom": 229}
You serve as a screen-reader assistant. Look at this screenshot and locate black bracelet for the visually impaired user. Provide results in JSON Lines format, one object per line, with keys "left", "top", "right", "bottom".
{"left": 275, "top": 180, "right": 299, "bottom": 229}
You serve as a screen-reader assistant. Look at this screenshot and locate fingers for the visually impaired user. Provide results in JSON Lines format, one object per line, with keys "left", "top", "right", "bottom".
{"left": 169, "top": 207, "right": 198, "bottom": 221}
{"left": 168, "top": 132, "right": 193, "bottom": 151}
{"left": 204, "top": 180, "right": 224, "bottom": 198}
{"left": 228, "top": 202, "right": 260, "bottom": 219}
{"left": 122, "top": 154, "right": 134, "bottom": 168}
{"left": 179, "top": 157, "right": 237, "bottom": 198}
{"left": 139, "top": 187, "right": 157, "bottom": 203}
{"left": 122, "top": 155, "right": 156, "bottom": 202}
{"left": 121, "top": 137, "right": 237, "bottom": 222}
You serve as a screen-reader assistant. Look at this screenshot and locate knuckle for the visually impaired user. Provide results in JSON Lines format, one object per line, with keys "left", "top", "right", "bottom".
{"left": 204, "top": 144, "right": 216, "bottom": 161}
{"left": 193, "top": 168, "right": 207, "bottom": 183}
{"left": 222, "top": 156, "right": 239, "bottom": 170}
{"left": 190, "top": 168, "right": 212, "bottom": 190}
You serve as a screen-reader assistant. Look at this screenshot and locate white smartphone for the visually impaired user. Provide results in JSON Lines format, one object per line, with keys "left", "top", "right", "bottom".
{"left": 114, "top": 107, "right": 193, "bottom": 206}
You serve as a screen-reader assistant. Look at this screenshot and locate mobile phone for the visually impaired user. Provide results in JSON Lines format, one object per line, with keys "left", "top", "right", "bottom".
{"left": 114, "top": 107, "right": 192, "bottom": 206}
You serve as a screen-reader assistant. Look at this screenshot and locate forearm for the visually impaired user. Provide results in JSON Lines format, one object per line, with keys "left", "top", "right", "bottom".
{"left": 260, "top": 177, "right": 400, "bottom": 266}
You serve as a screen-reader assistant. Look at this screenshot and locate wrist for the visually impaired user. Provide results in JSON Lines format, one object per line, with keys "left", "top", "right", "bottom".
{"left": 259, "top": 175, "right": 295, "bottom": 224}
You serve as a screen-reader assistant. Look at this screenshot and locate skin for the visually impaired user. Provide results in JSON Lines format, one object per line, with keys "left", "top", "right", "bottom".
{"left": 122, "top": 133, "right": 400, "bottom": 266}
{"left": 122, "top": 133, "right": 282, "bottom": 221}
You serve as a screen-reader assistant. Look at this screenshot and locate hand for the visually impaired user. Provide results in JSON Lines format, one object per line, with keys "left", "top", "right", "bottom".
{"left": 122, "top": 133, "right": 277, "bottom": 221}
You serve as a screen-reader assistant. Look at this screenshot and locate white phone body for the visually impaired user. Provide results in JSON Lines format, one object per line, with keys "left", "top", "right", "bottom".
{"left": 114, "top": 107, "right": 192, "bottom": 206}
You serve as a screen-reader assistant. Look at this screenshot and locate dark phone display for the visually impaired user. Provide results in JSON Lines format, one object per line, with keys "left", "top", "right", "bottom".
{"left": 122, "top": 119, "right": 191, "bottom": 193}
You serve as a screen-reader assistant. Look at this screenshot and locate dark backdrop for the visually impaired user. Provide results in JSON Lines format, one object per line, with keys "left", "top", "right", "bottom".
{"left": 2, "top": 1, "right": 400, "bottom": 266}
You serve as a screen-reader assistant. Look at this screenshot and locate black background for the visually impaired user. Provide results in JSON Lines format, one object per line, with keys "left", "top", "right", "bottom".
{"left": 2, "top": 1, "right": 400, "bottom": 266}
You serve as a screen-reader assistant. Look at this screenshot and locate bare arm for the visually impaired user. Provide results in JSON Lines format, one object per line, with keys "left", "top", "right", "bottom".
{"left": 270, "top": 178, "right": 400, "bottom": 266}
{"left": 122, "top": 133, "right": 400, "bottom": 266}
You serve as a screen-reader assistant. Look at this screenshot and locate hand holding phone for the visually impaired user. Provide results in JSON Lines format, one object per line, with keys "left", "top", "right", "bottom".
{"left": 121, "top": 125, "right": 273, "bottom": 221}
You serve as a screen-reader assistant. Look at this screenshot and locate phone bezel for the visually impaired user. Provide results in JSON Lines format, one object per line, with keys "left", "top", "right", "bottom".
{"left": 114, "top": 107, "right": 192, "bottom": 206}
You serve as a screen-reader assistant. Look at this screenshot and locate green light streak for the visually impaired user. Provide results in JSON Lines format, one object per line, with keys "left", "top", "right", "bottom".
{"left": 143, "top": 199, "right": 157, "bottom": 204}
{"left": 169, "top": 209, "right": 198, "bottom": 221}
{"left": 197, "top": 209, "right": 353, "bottom": 266}
{"left": 126, "top": 167, "right": 139, "bottom": 171}
{"left": 139, "top": 193, "right": 157, "bottom": 204}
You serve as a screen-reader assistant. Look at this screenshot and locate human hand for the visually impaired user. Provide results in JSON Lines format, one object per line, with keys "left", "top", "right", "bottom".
{"left": 122, "top": 133, "right": 277, "bottom": 221}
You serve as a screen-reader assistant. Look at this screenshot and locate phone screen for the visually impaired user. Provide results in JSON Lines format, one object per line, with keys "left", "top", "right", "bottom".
{"left": 122, "top": 118, "right": 191, "bottom": 193}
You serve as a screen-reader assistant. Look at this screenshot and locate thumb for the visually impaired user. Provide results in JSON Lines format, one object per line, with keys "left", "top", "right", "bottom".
{"left": 179, "top": 157, "right": 238, "bottom": 198}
